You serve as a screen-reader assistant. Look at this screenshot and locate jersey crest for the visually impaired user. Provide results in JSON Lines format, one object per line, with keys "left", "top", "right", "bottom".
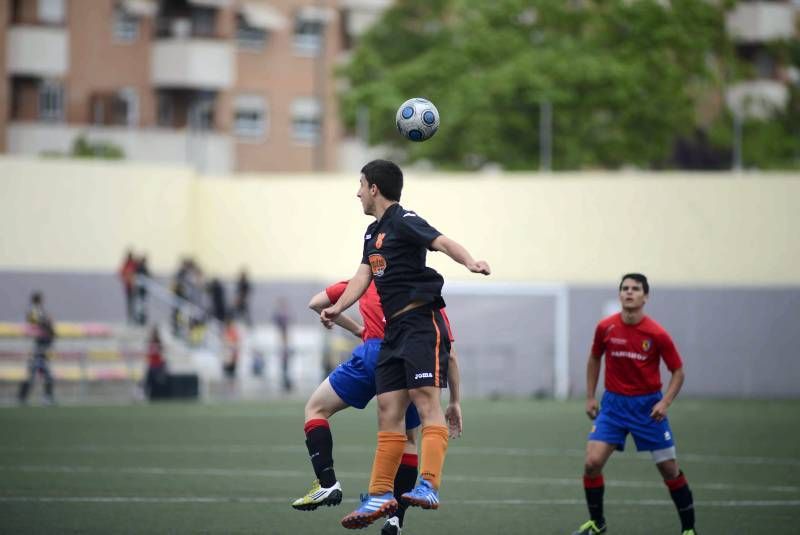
{"left": 642, "top": 339, "right": 652, "bottom": 351}
{"left": 369, "top": 254, "right": 387, "bottom": 277}
{"left": 375, "top": 233, "right": 386, "bottom": 249}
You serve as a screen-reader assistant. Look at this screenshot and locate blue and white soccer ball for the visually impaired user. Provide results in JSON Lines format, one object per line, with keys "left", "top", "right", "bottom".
{"left": 395, "top": 98, "right": 440, "bottom": 142}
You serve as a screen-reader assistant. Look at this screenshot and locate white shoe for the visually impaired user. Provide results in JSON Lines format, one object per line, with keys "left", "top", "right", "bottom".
{"left": 291, "top": 480, "right": 343, "bottom": 511}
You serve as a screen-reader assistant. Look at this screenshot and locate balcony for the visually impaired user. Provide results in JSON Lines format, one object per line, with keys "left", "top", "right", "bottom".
{"left": 726, "top": 2, "right": 797, "bottom": 43}
{"left": 5, "top": 25, "right": 68, "bottom": 77}
{"left": 151, "top": 39, "right": 235, "bottom": 90}
{"left": 726, "top": 80, "right": 789, "bottom": 120}
{"left": 7, "top": 122, "right": 233, "bottom": 174}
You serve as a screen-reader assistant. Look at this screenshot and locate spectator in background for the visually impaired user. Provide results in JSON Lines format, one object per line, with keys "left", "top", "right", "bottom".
{"left": 134, "top": 255, "right": 150, "bottom": 326}
{"left": 207, "top": 277, "right": 227, "bottom": 324}
{"left": 222, "top": 316, "right": 240, "bottom": 381}
{"left": 234, "top": 268, "right": 252, "bottom": 326}
{"left": 274, "top": 297, "right": 293, "bottom": 392}
{"left": 144, "top": 327, "right": 168, "bottom": 400}
{"left": 119, "top": 250, "right": 137, "bottom": 323}
{"left": 18, "top": 292, "right": 56, "bottom": 405}
{"left": 172, "top": 259, "right": 192, "bottom": 336}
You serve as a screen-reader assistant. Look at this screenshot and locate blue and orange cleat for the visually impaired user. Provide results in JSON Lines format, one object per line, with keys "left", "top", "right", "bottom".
{"left": 340, "top": 492, "right": 398, "bottom": 529}
{"left": 400, "top": 478, "right": 439, "bottom": 510}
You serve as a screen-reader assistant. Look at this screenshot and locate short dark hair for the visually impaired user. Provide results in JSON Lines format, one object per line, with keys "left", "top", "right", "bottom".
{"left": 619, "top": 273, "right": 649, "bottom": 295}
{"left": 30, "top": 291, "right": 42, "bottom": 304}
{"left": 360, "top": 159, "right": 403, "bottom": 202}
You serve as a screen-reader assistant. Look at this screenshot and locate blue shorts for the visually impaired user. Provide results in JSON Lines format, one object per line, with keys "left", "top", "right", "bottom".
{"left": 588, "top": 391, "right": 675, "bottom": 452}
{"left": 328, "top": 338, "right": 421, "bottom": 430}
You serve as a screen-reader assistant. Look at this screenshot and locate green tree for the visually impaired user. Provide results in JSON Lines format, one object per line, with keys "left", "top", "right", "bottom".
{"left": 339, "top": 0, "right": 733, "bottom": 170}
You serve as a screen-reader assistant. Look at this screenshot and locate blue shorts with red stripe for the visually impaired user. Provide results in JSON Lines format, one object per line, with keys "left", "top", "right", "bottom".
{"left": 329, "top": 338, "right": 421, "bottom": 430}
{"left": 588, "top": 391, "right": 675, "bottom": 452}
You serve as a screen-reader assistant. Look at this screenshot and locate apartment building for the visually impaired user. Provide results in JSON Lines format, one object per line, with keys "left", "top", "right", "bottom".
{"left": 725, "top": 0, "right": 800, "bottom": 119}
{"left": 0, "top": 0, "right": 390, "bottom": 173}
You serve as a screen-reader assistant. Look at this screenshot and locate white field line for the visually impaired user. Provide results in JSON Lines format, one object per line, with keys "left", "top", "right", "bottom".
{"left": 1, "top": 444, "right": 798, "bottom": 468}
{"left": 0, "top": 496, "right": 797, "bottom": 508}
{"left": 1, "top": 464, "right": 798, "bottom": 494}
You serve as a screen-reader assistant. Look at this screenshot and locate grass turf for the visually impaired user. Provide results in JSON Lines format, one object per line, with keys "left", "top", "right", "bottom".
{"left": 1, "top": 399, "right": 798, "bottom": 534}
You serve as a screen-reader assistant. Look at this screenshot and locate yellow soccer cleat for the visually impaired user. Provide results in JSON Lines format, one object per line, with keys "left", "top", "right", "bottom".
{"left": 291, "top": 480, "right": 343, "bottom": 511}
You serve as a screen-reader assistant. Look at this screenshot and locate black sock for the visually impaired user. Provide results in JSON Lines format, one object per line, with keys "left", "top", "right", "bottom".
{"left": 18, "top": 381, "right": 30, "bottom": 401}
{"left": 583, "top": 474, "right": 605, "bottom": 525}
{"left": 393, "top": 455, "right": 418, "bottom": 526}
{"left": 666, "top": 471, "right": 695, "bottom": 530}
{"left": 304, "top": 420, "right": 336, "bottom": 488}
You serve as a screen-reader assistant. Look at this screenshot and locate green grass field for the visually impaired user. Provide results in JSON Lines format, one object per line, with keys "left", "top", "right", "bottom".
{"left": 1, "top": 399, "right": 798, "bottom": 534}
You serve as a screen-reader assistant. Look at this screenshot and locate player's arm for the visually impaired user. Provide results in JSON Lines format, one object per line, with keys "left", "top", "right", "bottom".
{"left": 308, "top": 291, "right": 363, "bottom": 339}
{"left": 650, "top": 367, "right": 685, "bottom": 422}
{"left": 585, "top": 353, "right": 602, "bottom": 420}
{"left": 430, "top": 236, "right": 490, "bottom": 275}
{"left": 650, "top": 330, "right": 685, "bottom": 421}
{"left": 320, "top": 264, "right": 372, "bottom": 326}
{"left": 445, "top": 345, "right": 462, "bottom": 438}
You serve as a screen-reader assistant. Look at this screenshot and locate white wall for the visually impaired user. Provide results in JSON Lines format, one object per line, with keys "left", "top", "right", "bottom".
{"left": 1, "top": 156, "right": 798, "bottom": 285}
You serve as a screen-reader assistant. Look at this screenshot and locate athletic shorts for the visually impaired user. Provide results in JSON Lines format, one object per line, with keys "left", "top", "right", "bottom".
{"left": 588, "top": 390, "right": 675, "bottom": 452}
{"left": 376, "top": 305, "right": 450, "bottom": 395}
{"left": 329, "top": 338, "right": 421, "bottom": 430}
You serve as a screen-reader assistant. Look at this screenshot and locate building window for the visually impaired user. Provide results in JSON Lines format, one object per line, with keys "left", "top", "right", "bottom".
{"left": 293, "top": 9, "right": 327, "bottom": 56}
{"left": 116, "top": 88, "right": 139, "bottom": 126}
{"left": 191, "top": 6, "right": 216, "bottom": 37}
{"left": 157, "top": 92, "right": 174, "bottom": 127}
{"left": 234, "top": 94, "right": 267, "bottom": 139}
{"left": 236, "top": 14, "right": 268, "bottom": 50}
{"left": 113, "top": 5, "right": 140, "bottom": 42}
{"left": 38, "top": 0, "right": 65, "bottom": 25}
{"left": 39, "top": 80, "right": 64, "bottom": 121}
{"left": 291, "top": 97, "right": 321, "bottom": 143}
{"left": 188, "top": 91, "right": 216, "bottom": 131}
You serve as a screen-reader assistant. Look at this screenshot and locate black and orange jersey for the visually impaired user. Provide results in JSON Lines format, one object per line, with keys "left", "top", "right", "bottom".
{"left": 360, "top": 203, "right": 445, "bottom": 319}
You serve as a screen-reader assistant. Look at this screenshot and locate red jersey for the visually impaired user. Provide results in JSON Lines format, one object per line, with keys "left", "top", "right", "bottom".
{"left": 325, "top": 281, "right": 456, "bottom": 343}
{"left": 591, "top": 313, "right": 682, "bottom": 396}
{"left": 326, "top": 281, "right": 385, "bottom": 341}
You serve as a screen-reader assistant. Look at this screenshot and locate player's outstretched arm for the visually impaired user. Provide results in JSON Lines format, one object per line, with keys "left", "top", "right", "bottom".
{"left": 320, "top": 264, "right": 372, "bottom": 327}
{"left": 585, "top": 354, "right": 602, "bottom": 419}
{"left": 445, "top": 346, "right": 463, "bottom": 438}
{"left": 650, "top": 367, "right": 685, "bottom": 422}
{"left": 309, "top": 291, "right": 363, "bottom": 338}
{"left": 431, "top": 236, "right": 490, "bottom": 275}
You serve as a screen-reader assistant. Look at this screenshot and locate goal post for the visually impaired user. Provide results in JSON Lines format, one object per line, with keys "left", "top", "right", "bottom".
{"left": 442, "top": 280, "right": 570, "bottom": 400}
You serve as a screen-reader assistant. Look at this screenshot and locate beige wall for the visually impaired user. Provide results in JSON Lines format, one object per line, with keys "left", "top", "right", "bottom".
{"left": 1, "top": 156, "right": 798, "bottom": 284}
{"left": 0, "top": 157, "right": 193, "bottom": 273}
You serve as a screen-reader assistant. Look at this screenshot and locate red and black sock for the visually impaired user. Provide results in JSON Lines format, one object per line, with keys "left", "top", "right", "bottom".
{"left": 665, "top": 471, "right": 695, "bottom": 531}
{"left": 583, "top": 474, "right": 605, "bottom": 526}
{"left": 304, "top": 419, "right": 336, "bottom": 488}
{"left": 393, "top": 453, "right": 418, "bottom": 527}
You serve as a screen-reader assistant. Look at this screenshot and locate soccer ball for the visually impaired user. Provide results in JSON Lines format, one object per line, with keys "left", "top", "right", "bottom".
{"left": 395, "top": 98, "right": 440, "bottom": 142}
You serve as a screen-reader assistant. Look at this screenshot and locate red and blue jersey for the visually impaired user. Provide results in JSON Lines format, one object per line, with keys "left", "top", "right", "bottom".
{"left": 591, "top": 313, "right": 683, "bottom": 396}
{"left": 326, "top": 280, "right": 385, "bottom": 341}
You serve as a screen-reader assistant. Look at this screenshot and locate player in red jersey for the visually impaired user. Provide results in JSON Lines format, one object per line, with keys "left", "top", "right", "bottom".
{"left": 573, "top": 273, "right": 697, "bottom": 535}
{"left": 293, "top": 280, "right": 461, "bottom": 535}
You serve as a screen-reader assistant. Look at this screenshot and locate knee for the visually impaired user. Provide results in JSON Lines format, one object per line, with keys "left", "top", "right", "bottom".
{"left": 304, "top": 399, "right": 329, "bottom": 421}
{"left": 584, "top": 457, "right": 605, "bottom": 475}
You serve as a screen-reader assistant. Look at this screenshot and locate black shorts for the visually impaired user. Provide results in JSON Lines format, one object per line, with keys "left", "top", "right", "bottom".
{"left": 376, "top": 305, "right": 450, "bottom": 394}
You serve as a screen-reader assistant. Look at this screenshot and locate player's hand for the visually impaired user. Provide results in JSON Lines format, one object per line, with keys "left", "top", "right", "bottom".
{"left": 320, "top": 306, "right": 340, "bottom": 329}
{"left": 467, "top": 260, "right": 491, "bottom": 275}
{"left": 445, "top": 402, "right": 463, "bottom": 438}
{"left": 586, "top": 398, "right": 599, "bottom": 420}
{"left": 650, "top": 400, "right": 670, "bottom": 422}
